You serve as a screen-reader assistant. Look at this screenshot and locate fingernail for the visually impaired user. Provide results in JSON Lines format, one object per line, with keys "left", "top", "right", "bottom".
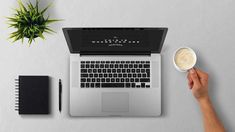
{"left": 190, "top": 68, "right": 195, "bottom": 73}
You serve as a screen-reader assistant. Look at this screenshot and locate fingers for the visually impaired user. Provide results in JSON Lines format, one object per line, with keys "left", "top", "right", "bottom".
{"left": 187, "top": 74, "right": 193, "bottom": 89}
{"left": 194, "top": 68, "right": 209, "bottom": 84}
{"left": 189, "top": 68, "right": 201, "bottom": 88}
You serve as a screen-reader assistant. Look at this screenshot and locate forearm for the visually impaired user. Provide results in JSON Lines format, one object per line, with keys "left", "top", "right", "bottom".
{"left": 198, "top": 97, "right": 225, "bottom": 132}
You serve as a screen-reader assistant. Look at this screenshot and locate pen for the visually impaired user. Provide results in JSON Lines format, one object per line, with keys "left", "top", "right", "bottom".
{"left": 59, "top": 79, "right": 62, "bottom": 113}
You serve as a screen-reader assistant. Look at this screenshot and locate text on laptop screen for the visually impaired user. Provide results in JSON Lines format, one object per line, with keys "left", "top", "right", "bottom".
{"left": 63, "top": 28, "right": 167, "bottom": 53}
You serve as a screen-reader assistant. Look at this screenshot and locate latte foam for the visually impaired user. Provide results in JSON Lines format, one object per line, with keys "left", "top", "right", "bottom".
{"left": 175, "top": 48, "right": 196, "bottom": 70}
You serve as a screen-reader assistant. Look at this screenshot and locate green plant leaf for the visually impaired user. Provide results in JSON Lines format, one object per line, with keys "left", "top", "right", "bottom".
{"left": 7, "top": 0, "right": 61, "bottom": 45}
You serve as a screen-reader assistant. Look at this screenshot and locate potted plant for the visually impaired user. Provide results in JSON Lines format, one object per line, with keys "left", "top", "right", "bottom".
{"left": 7, "top": 0, "right": 60, "bottom": 45}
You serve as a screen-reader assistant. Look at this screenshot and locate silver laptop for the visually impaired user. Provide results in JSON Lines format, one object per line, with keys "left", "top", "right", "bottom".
{"left": 63, "top": 28, "right": 168, "bottom": 116}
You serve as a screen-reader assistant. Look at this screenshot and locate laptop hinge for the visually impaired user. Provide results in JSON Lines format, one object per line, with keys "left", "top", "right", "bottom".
{"left": 79, "top": 51, "right": 151, "bottom": 56}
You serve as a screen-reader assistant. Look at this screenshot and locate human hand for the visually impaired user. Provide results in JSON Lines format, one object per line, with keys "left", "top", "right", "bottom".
{"left": 187, "top": 68, "right": 209, "bottom": 102}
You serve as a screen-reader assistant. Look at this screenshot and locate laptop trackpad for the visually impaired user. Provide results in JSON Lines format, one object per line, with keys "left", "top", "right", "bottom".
{"left": 102, "top": 92, "right": 129, "bottom": 112}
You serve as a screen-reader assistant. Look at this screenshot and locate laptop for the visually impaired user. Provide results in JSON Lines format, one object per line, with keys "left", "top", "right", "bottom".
{"left": 63, "top": 28, "right": 168, "bottom": 116}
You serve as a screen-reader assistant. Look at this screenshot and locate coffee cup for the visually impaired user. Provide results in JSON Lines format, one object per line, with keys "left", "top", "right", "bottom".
{"left": 173, "top": 47, "right": 197, "bottom": 72}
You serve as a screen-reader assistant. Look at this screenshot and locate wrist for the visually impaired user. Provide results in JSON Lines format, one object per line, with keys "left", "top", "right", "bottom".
{"left": 197, "top": 96, "right": 211, "bottom": 105}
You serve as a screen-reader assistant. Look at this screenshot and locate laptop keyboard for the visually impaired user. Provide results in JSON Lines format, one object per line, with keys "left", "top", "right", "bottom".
{"left": 80, "top": 61, "right": 150, "bottom": 88}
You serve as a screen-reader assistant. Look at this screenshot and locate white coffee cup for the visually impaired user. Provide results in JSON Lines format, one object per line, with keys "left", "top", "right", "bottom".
{"left": 173, "top": 47, "right": 197, "bottom": 72}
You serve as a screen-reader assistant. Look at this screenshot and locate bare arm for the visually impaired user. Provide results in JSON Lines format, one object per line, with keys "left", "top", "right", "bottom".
{"left": 187, "top": 68, "right": 225, "bottom": 132}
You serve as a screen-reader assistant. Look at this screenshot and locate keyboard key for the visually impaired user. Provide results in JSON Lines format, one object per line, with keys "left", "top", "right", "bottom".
{"left": 138, "top": 74, "right": 141, "bottom": 77}
{"left": 86, "top": 61, "right": 90, "bottom": 63}
{"left": 95, "top": 83, "right": 100, "bottom": 88}
{"left": 122, "top": 69, "right": 126, "bottom": 73}
{"left": 81, "top": 64, "right": 85, "bottom": 68}
{"left": 146, "top": 85, "right": 150, "bottom": 88}
{"left": 98, "top": 69, "right": 101, "bottom": 73}
{"left": 88, "top": 69, "right": 92, "bottom": 73}
{"left": 81, "top": 83, "right": 85, "bottom": 88}
{"left": 81, "top": 61, "right": 85, "bottom": 63}
{"left": 111, "top": 78, "right": 115, "bottom": 82}
{"left": 127, "top": 69, "right": 130, "bottom": 73}
{"left": 107, "top": 69, "right": 111, "bottom": 73}
{"left": 92, "top": 78, "right": 95, "bottom": 82}
{"left": 128, "top": 74, "right": 132, "bottom": 77}
{"left": 81, "top": 78, "right": 86, "bottom": 82}
{"left": 117, "top": 69, "right": 121, "bottom": 73}
{"left": 114, "top": 74, "right": 117, "bottom": 77}
{"left": 133, "top": 74, "right": 137, "bottom": 77}
{"left": 106, "top": 78, "right": 110, "bottom": 82}
{"left": 131, "top": 83, "right": 135, "bottom": 88}
{"left": 97, "top": 78, "right": 100, "bottom": 82}
{"left": 93, "top": 69, "right": 97, "bottom": 73}
{"left": 86, "top": 83, "right": 89, "bottom": 87}
{"left": 115, "top": 64, "right": 118, "bottom": 68}
{"left": 87, "top": 78, "right": 91, "bottom": 82}
{"left": 118, "top": 74, "right": 122, "bottom": 77}
{"left": 81, "top": 69, "right": 87, "bottom": 73}
{"left": 134, "top": 64, "right": 138, "bottom": 68}
{"left": 112, "top": 69, "right": 116, "bottom": 73}
{"left": 141, "top": 83, "right": 145, "bottom": 88}
{"left": 144, "top": 64, "right": 150, "bottom": 68}
{"left": 109, "top": 74, "right": 112, "bottom": 77}
{"left": 136, "top": 69, "right": 140, "bottom": 73}
{"left": 140, "top": 78, "right": 150, "bottom": 82}
{"left": 101, "top": 78, "right": 105, "bottom": 82}
{"left": 104, "top": 74, "right": 108, "bottom": 77}
{"left": 132, "top": 69, "right": 135, "bottom": 73}
{"left": 123, "top": 74, "right": 127, "bottom": 77}
{"left": 142, "top": 74, "right": 146, "bottom": 77}
{"left": 135, "top": 78, "right": 139, "bottom": 82}
{"left": 105, "top": 64, "right": 109, "bottom": 68}
{"left": 81, "top": 74, "right": 88, "bottom": 77}
{"left": 91, "top": 83, "right": 95, "bottom": 88}
{"left": 126, "top": 83, "right": 130, "bottom": 88}
{"left": 141, "top": 69, "right": 145, "bottom": 73}
{"left": 89, "top": 74, "right": 93, "bottom": 77}
{"left": 110, "top": 64, "right": 114, "bottom": 68}
{"left": 99, "top": 74, "right": 103, "bottom": 77}
{"left": 94, "top": 74, "right": 98, "bottom": 77}
{"left": 146, "top": 69, "right": 150, "bottom": 73}
{"left": 130, "top": 78, "right": 134, "bottom": 82}
{"left": 121, "top": 78, "right": 124, "bottom": 82}
{"left": 139, "top": 64, "right": 143, "bottom": 68}
{"left": 125, "top": 78, "right": 130, "bottom": 82}
{"left": 116, "top": 78, "right": 120, "bottom": 82}
{"left": 101, "top": 83, "right": 124, "bottom": 88}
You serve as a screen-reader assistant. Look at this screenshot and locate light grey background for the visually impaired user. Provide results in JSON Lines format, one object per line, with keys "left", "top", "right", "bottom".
{"left": 0, "top": 0, "right": 235, "bottom": 131}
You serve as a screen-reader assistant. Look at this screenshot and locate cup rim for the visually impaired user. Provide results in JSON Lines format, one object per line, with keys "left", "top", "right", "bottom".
{"left": 173, "top": 47, "right": 197, "bottom": 72}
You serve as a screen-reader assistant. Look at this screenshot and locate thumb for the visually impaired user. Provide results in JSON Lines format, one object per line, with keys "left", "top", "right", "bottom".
{"left": 189, "top": 68, "right": 201, "bottom": 87}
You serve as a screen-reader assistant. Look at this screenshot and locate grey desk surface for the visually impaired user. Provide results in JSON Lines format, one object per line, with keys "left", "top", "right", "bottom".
{"left": 0, "top": 0, "right": 235, "bottom": 132}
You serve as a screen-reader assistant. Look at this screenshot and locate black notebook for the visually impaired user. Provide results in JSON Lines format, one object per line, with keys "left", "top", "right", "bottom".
{"left": 15, "top": 76, "right": 50, "bottom": 114}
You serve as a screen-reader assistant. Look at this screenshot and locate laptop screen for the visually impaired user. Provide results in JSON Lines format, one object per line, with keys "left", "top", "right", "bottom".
{"left": 63, "top": 28, "right": 167, "bottom": 54}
